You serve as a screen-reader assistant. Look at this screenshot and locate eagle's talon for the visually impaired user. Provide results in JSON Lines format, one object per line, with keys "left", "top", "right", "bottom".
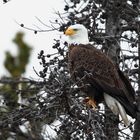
{"left": 83, "top": 97, "right": 96, "bottom": 110}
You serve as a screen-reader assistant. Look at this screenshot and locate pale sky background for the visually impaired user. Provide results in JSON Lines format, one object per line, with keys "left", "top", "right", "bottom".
{"left": 0, "top": 0, "right": 65, "bottom": 79}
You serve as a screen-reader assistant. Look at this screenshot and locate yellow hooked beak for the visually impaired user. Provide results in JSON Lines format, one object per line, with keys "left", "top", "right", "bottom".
{"left": 64, "top": 27, "right": 76, "bottom": 36}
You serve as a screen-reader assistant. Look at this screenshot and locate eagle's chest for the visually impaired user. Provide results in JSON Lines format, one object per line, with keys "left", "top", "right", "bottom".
{"left": 68, "top": 52, "right": 100, "bottom": 78}
{"left": 68, "top": 46, "right": 106, "bottom": 103}
{"left": 69, "top": 47, "right": 90, "bottom": 67}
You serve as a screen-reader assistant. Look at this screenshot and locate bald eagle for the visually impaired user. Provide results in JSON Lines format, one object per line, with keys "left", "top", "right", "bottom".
{"left": 64, "top": 24, "right": 137, "bottom": 126}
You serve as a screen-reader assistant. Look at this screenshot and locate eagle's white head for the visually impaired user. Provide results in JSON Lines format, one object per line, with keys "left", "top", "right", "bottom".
{"left": 64, "top": 24, "right": 89, "bottom": 45}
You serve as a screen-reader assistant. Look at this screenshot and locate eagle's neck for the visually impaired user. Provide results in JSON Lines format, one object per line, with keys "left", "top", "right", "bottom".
{"left": 69, "top": 43, "right": 93, "bottom": 52}
{"left": 68, "top": 34, "right": 89, "bottom": 45}
{"left": 69, "top": 43, "right": 84, "bottom": 50}
{"left": 69, "top": 44, "right": 76, "bottom": 51}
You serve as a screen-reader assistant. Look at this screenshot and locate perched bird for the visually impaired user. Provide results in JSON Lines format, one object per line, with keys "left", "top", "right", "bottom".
{"left": 64, "top": 24, "right": 137, "bottom": 126}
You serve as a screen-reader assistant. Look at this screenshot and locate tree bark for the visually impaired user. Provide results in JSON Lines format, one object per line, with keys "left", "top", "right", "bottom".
{"left": 103, "top": 0, "right": 123, "bottom": 139}
{"left": 133, "top": 29, "right": 140, "bottom": 140}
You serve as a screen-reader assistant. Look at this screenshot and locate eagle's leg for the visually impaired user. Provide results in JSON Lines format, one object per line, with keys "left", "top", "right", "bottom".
{"left": 83, "top": 97, "right": 96, "bottom": 110}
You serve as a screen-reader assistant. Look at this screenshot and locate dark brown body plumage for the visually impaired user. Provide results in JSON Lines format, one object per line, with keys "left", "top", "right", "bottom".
{"left": 68, "top": 44, "right": 137, "bottom": 118}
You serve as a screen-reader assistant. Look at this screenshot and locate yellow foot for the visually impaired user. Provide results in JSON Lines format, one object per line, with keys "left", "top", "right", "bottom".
{"left": 83, "top": 97, "right": 96, "bottom": 110}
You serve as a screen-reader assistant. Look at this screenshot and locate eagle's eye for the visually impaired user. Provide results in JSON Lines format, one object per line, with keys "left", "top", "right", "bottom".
{"left": 73, "top": 29, "right": 79, "bottom": 31}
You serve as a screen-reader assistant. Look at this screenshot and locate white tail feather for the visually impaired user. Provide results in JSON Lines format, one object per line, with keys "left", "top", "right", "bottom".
{"left": 104, "top": 93, "right": 130, "bottom": 126}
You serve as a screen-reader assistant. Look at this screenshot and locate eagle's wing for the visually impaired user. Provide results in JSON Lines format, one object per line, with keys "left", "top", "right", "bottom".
{"left": 69, "top": 44, "right": 136, "bottom": 117}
